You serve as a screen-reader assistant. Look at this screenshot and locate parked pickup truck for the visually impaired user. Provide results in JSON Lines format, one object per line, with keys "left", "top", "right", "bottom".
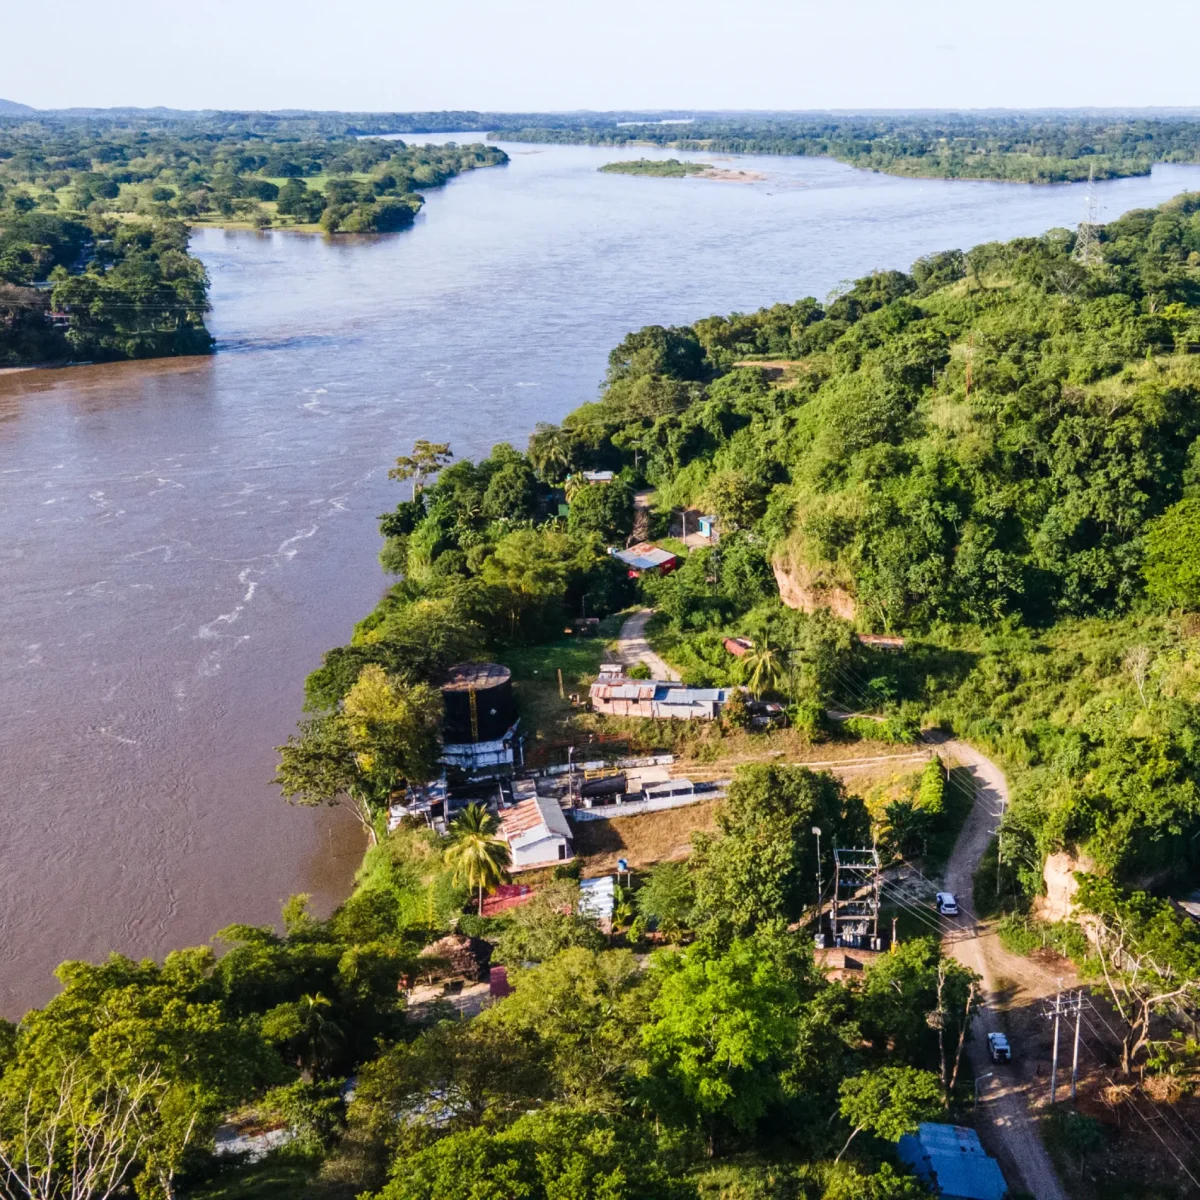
{"left": 987, "top": 1032, "right": 1012, "bottom": 1063}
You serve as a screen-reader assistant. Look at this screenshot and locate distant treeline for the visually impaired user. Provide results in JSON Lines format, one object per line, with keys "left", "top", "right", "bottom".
{"left": 0, "top": 109, "right": 694, "bottom": 138}
{"left": 490, "top": 114, "right": 1200, "bottom": 183}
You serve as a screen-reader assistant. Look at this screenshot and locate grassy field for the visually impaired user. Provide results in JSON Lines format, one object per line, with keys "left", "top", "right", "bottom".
{"left": 498, "top": 615, "right": 623, "bottom": 764}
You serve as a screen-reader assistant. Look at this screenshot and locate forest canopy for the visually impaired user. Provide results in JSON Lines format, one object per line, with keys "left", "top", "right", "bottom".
{"left": 0, "top": 124, "right": 508, "bottom": 364}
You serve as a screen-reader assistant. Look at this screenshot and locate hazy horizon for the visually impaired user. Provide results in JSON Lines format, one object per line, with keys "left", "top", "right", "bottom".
{"left": 5, "top": 0, "right": 1198, "bottom": 114}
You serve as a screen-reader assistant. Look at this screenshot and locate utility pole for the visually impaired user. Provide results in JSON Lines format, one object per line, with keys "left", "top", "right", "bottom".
{"left": 812, "top": 826, "right": 823, "bottom": 905}
{"left": 1071, "top": 990, "right": 1083, "bottom": 1102}
{"left": 1046, "top": 983, "right": 1064, "bottom": 1104}
{"left": 996, "top": 827, "right": 1002, "bottom": 900}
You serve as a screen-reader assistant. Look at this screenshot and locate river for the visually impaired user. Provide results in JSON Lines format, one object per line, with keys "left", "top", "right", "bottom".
{"left": 2, "top": 138, "right": 1197, "bottom": 1014}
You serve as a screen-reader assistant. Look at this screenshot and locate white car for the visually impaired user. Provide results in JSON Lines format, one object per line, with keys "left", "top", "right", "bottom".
{"left": 935, "top": 891, "right": 959, "bottom": 916}
{"left": 987, "top": 1032, "right": 1012, "bottom": 1063}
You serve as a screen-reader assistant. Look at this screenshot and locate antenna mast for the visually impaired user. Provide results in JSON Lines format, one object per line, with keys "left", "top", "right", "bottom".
{"left": 1073, "top": 163, "right": 1102, "bottom": 266}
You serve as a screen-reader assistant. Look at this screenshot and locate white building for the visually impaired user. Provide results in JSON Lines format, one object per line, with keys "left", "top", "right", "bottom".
{"left": 500, "top": 795, "right": 574, "bottom": 871}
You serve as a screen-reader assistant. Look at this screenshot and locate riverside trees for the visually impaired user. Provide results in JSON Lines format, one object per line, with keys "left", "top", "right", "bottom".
{"left": 275, "top": 668, "right": 442, "bottom": 841}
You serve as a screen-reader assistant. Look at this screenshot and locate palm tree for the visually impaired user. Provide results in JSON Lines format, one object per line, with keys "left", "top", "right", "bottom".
{"left": 297, "top": 992, "right": 344, "bottom": 1076}
{"left": 528, "top": 423, "right": 572, "bottom": 482}
{"left": 443, "top": 802, "right": 512, "bottom": 914}
{"left": 743, "top": 639, "right": 784, "bottom": 697}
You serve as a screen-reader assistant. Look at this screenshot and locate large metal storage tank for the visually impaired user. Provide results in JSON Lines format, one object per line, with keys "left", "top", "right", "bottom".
{"left": 441, "top": 663, "right": 516, "bottom": 745}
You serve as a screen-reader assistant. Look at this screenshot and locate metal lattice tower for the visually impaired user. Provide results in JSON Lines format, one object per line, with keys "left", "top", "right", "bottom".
{"left": 831, "top": 847, "right": 882, "bottom": 947}
{"left": 1073, "top": 164, "right": 1102, "bottom": 267}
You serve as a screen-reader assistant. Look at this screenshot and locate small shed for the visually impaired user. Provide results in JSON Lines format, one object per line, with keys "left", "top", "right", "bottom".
{"left": 417, "top": 933, "right": 493, "bottom": 983}
{"left": 481, "top": 882, "right": 535, "bottom": 917}
{"left": 697, "top": 515, "right": 718, "bottom": 540}
{"left": 611, "top": 542, "right": 678, "bottom": 577}
{"left": 500, "top": 795, "right": 574, "bottom": 871}
{"left": 582, "top": 470, "right": 615, "bottom": 483}
{"left": 897, "top": 1124, "right": 1007, "bottom": 1200}
{"left": 724, "top": 636, "right": 754, "bottom": 658}
{"left": 579, "top": 875, "right": 616, "bottom": 932}
{"left": 489, "top": 965, "right": 512, "bottom": 998}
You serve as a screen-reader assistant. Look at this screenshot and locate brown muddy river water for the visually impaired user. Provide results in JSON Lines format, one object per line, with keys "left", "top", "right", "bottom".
{"left": 3, "top": 138, "right": 1198, "bottom": 1014}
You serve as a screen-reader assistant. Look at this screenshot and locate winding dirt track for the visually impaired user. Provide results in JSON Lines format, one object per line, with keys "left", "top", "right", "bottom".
{"left": 614, "top": 608, "right": 680, "bottom": 680}
{"left": 936, "top": 734, "right": 1068, "bottom": 1200}
{"left": 615, "top": 614, "right": 1066, "bottom": 1195}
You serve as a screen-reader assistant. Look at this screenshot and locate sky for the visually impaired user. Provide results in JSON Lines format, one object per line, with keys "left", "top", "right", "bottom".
{"left": 3, "top": 0, "right": 1198, "bottom": 113}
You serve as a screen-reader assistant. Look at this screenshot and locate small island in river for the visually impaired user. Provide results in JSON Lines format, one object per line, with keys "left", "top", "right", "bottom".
{"left": 599, "top": 157, "right": 766, "bottom": 182}
{"left": 599, "top": 157, "right": 709, "bottom": 177}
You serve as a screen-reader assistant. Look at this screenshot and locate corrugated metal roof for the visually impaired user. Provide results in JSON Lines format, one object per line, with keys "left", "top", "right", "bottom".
{"left": 591, "top": 682, "right": 657, "bottom": 700}
{"left": 654, "top": 686, "right": 726, "bottom": 703}
{"left": 579, "top": 875, "right": 615, "bottom": 920}
{"left": 500, "top": 796, "right": 572, "bottom": 852}
{"left": 612, "top": 542, "right": 677, "bottom": 570}
{"left": 898, "top": 1125, "right": 1007, "bottom": 1200}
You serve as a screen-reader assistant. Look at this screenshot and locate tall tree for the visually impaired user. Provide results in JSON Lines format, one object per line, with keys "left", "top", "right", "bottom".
{"left": 742, "top": 639, "right": 784, "bottom": 697}
{"left": 1076, "top": 875, "right": 1200, "bottom": 1075}
{"left": 527, "top": 423, "right": 573, "bottom": 482}
{"left": 486, "top": 948, "right": 647, "bottom": 1108}
{"left": 388, "top": 440, "right": 453, "bottom": 498}
{"left": 641, "top": 938, "right": 801, "bottom": 1153}
{"left": 277, "top": 667, "right": 442, "bottom": 841}
{"left": 834, "top": 1066, "right": 942, "bottom": 1161}
{"left": 275, "top": 713, "right": 377, "bottom": 841}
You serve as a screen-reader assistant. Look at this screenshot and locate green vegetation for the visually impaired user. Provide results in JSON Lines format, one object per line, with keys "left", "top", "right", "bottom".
{"left": 492, "top": 113, "right": 1200, "bottom": 183}
{"left": 599, "top": 158, "right": 710, "bottom": 177}
{"left": 0, "top": 774, "right": 974, "bottom": 1199}
{"left": 0, "top": 121, "right": 506, "bottom": 364}
{"left": 517, "top": 194, "right": 1200, "bottom": 899}
{"left": 0, "top": 211, "right": 211, "bottom": 363}
{"left": 12, "top": 175, "right": 1200, "bottom": 1194}
{"left": 0, "top": 121, "right": 507, "bottom": 231}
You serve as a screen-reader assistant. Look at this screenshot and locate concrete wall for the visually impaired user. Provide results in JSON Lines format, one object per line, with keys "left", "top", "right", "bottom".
{"left": 571, "top": 789, "right": 726, "bottom": 821}
{"left": 511, "top": 834, "right": 572, "bottom": 870}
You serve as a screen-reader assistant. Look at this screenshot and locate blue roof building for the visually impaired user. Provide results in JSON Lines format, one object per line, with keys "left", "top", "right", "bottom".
{"left": 897, "top": 1124, "right": 1007, "bottom": 1200}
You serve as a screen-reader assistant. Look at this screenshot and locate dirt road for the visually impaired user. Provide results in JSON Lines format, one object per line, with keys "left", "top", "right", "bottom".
{"left": 937, "top": 735, "right": 1068, "bottom": 1200}
{"left": 614, "top": 609, "right": 680, "bottom": 681}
